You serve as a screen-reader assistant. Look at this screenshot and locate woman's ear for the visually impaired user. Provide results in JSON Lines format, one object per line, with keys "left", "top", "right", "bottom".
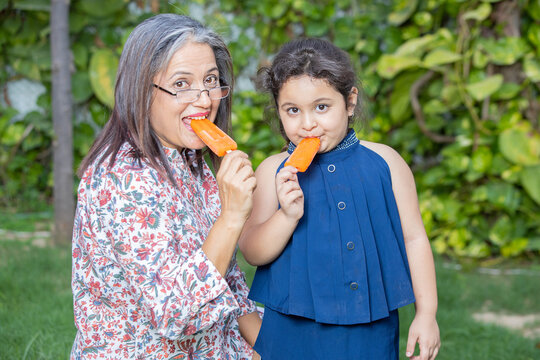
{"left": 347, "top": 87, "right": 358, "bottom": 117}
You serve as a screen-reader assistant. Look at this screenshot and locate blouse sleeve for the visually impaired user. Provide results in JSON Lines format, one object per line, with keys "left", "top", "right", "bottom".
{"left": 225, "top": 257, "right": 257, "bottom": 318}
{"left": 88, "top": 167, "right": 241, "bottom": 340}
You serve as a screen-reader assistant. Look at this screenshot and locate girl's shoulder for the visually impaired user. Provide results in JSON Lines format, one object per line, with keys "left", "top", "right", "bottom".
{"left": 359, "top": 140, "right": 412, "bottom": 176}
{"left": 255, "top": 151, "right": 289, "bottom": 176}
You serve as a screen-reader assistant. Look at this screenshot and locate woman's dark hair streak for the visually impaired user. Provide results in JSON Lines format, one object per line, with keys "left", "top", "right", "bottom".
{"left": 78, "top": 14, "right": 234, "bottom": 181}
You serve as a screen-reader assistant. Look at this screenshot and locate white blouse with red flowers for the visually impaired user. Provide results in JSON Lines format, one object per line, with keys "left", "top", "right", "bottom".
{"left": 71, "top": 143, "right": 256, "bottom": 359}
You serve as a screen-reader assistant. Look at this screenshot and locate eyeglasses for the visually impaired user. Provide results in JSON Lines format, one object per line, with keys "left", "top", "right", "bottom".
{"left": 152, "top": 84, "right": 230, "bottom": 103}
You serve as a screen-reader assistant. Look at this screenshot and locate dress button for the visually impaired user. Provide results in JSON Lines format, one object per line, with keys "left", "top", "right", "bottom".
{"left": 337, "top": 201, "right": 346, "bottom": 210}
{"left": 350, "top": 282, "right": 359, "bottom": 290}
{"left": 346, "top": 241, "right": 355, "bottom": 250}
{"left": 328, "top": 164, "right": 336, "bottom": 173}
{"left": 190, "top": 304, "right": 199, "bottom": 313}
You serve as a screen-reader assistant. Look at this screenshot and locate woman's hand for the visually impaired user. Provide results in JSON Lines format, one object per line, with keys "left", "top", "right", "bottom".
{"left": 275, "top": 166, "right": 304, "bottom": 221}
{"left": 406, "top": 313, "right": 440, "bottom": 360}
{"left": 216, "top": 150, "right": 257, "bottom": 224}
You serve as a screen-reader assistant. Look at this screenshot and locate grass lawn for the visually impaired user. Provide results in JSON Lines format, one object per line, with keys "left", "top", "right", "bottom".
{"left": 1, "top": 211, "right": 539, "bottom": 359}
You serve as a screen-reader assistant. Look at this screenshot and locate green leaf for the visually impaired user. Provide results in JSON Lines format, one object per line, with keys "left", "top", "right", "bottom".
{"left": 523, "top": 57, "right": 540, "bottom": 82}
{"left": 13, "top": 0, "right": 50, "bottom": 11}
{"left": 390, "top": 72, "right": 422, "bottom": 122}
{"left": 498, "top": 126, "right": 540, "bottom": 166}
{"left": 305, "top": 21, "right": 328, "bottom": 37}
{"left": 489, "top": 215, "right": 514, "bottom": 246}
{"left": 485, "top": 182, "right": 521, "bottom": 212}
{"left": 527, "top": 0, "right": 540, "bottom": 21}
{"left": 72, "top": 72, "right": 93, "bottom": 103}
{"left": 388, "top": 0, "right": 418, "bottom": 26}
{"left": 481, "top": 37, "right": 530, "bottom": 65}
{"left": 77, "top": 0, "right": 127, "bottom": 17}
{"left": 423, "top": 48, "right": 462, "bottom": 67}
{"left": 521, "top": 165, "right": 540, "bottom": 205}
{"left": 501, "top": 238, "right": 528, "bottom": 257}
{"left": 88, "top": 49, "right": 118, "bottom": 108}
{"left": 470, "top": 146, "right": 493, "bottom": 173}
{"left": 395, "top": 34, "right": 436, "bottom": 56}
{"left": 472, "top": 48, "right": 489, "bottom": 69}
{"left": 527, "top": 24, "right": 540, "bottom": 50}
{"left": 465, "top": 75, "right": 503, "bottom": 101}
{"left": 492, "top": 82, "right": 521, "bottom": 100}
{"left": 462, "top": 3, "right": 491, "bottom": 21}
{"left": 376, "top": 54, "right": 421, "bottom": 79}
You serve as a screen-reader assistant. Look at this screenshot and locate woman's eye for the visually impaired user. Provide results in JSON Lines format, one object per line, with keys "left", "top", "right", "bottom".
{"left": 316, "top": 104, "right": 328, "bottom": 112}
{"left": 173, "top": 80, "right": 189, "bottom": 89}
{"left": 205, "top": 75, "right": 219, "bottom": 87}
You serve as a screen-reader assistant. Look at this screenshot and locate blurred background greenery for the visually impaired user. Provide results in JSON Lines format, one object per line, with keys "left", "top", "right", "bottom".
{"left": 0, "top": 0, "right": 540, "bottom": 358}
{"left": 1, "top": 0, "right": 539, "bottom": 259}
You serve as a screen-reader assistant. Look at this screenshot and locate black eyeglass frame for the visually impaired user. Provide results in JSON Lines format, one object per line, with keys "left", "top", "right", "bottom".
{"left": 152, "top": 84, "right": 230, "bottom": 103}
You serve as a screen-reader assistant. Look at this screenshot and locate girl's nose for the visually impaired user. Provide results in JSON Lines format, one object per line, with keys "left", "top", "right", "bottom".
{"left": 302, "top": 114, "right": 317, "bottom": 130}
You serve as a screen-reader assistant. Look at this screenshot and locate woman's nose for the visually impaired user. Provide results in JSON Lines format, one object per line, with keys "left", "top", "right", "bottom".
{"left": 193, "top": 89, "right": 212, "bottom": 107}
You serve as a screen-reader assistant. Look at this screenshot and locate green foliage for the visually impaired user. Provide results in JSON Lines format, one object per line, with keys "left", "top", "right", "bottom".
{"left": 1, "top": 0, "right": 539, "bottom": 259}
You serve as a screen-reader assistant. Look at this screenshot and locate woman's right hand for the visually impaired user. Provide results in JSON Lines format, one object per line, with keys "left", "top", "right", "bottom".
{"left": 276, "top": 166, "right": 304, "bottom": 221}
{"left": 216, "top": 150, "right": 257, "bottom": 225}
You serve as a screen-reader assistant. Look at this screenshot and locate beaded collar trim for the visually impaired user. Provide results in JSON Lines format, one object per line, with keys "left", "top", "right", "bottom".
{"left": 287, "top": 129, "right": 359, "bottom": 154}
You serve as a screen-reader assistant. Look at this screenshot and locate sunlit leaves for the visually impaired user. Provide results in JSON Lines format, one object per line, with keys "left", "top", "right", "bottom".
{"left": 88, "top": 49, "right": 118, "bottom": 108}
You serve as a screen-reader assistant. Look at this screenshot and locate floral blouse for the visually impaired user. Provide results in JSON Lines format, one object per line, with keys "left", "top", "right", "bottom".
{"left": 71, "top": 143, "right": 257, "bottom": 359}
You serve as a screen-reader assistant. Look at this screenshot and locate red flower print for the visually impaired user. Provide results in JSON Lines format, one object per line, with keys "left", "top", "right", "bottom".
{"left": 135, "top": 208, "right": 159, "bottom": 229}
{"left": 136, "top": 246, "right": 151, "bottom": 261}
{"left": 194, "top": 262, "right": 209, "bottom": 282}
{"left": 98, "top": 189, "right": 112, "bottom": 206}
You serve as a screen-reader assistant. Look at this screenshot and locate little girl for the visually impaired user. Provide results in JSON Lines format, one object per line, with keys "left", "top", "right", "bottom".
{"left": 239, "top": 38, "right": 440, "bottom": 360}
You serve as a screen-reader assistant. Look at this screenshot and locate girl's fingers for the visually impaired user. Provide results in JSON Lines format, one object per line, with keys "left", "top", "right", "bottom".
{"left": 405, "top": 334, "right": 418, "bottom": 358}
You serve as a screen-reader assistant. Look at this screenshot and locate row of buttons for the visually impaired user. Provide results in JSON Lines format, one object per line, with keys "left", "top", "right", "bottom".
{"left": 327, "top": 162, "right": 357, "bottom": 291}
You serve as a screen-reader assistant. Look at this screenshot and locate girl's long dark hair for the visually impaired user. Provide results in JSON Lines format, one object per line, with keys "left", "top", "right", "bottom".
{"left": 77, "top": 14, "right": 234, "bottom": 182}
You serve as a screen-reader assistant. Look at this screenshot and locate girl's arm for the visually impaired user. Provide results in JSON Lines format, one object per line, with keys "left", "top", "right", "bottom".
{"left": 364, "top": 141, "right": 440, "bottom": 360}
{"left": 239, "top": 153, "right": 303, "bottom": 266}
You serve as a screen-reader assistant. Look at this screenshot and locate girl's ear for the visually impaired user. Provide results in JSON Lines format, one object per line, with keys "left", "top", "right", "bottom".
{"left": 347, "top": 87, "right": 358, "bottom": 117}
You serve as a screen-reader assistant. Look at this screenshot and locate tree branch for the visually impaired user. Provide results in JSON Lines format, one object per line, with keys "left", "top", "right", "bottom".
{"left": 410, "top": 70, "right": 456, "bottom": 144}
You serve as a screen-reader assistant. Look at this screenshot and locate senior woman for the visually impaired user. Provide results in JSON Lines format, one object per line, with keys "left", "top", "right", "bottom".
{"left": 71, "top": 14, "right": 261, "bottom": 359}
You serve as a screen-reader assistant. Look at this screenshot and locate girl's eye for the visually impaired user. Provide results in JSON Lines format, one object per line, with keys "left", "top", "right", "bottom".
{"left": 316, "top": 104, "right": 328, "bottom": 112}
{"left": 173, "top": 80, "right": 189, "bottom": 89}
{"left": 205, "top": 75, "right": 219, "bottom": 87}
{"left": 286, "top": 107, "right": 300, "bottom": 115}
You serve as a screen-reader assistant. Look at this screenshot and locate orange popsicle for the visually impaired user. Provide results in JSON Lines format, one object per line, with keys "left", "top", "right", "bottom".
{"left": 191, "top": 118, "right": 237, "bottom": 156}
{"left": 284, "top": 137, "right": 320, "bottom": 172}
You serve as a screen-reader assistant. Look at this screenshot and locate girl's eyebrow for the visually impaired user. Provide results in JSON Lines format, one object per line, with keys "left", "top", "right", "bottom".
{"left": 280, "top": 97, "right": 334, "bottom": 109}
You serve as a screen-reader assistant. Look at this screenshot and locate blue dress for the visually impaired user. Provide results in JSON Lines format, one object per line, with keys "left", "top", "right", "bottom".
{"left": 250, "top": 130, "right": 415, "bottom": 359}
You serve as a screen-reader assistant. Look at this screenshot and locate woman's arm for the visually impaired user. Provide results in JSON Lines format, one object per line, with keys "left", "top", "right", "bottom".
{"left": 363, "top": 141, "right": 440, "bottom": 360}
{"left": 203, "top": 151, "right": 257, "bottom": 276}
{"left": 238, "top": 153, "right": 302, "bottom": 266}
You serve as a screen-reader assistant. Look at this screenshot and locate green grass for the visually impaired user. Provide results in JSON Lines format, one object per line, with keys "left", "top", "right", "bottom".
{"left": 1, "top": 235, "right": 539, "bottom": 359}
{"left": 0, "top": 241, "right": 74, "bottom": 359}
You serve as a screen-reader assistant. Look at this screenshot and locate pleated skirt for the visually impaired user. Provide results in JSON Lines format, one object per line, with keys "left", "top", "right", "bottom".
{"left": 253, "top": 307, "right": 399, "bottom": 360}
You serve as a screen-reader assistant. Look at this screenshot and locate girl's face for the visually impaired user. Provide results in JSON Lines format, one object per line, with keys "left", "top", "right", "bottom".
{"left": 277, "top": 75, "right": 357, "bottom": 153}
{"left": 150, "top": 41, "right": 223, "bottom": 150}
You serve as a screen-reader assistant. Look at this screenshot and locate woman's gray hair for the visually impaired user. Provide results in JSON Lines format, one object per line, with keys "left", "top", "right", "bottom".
{"left": 78, "top": 14, "right": 233, "bottom": 181}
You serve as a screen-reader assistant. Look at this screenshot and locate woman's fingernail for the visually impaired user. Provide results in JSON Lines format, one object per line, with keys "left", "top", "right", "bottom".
{"left": 406, "top": 352, "right": 412, "bottom": 357}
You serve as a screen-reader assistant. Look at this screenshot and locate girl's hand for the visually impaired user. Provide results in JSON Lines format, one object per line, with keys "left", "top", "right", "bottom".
{"left": 216, "top": 150, "right": 257, "bottom": 224}
{"left": 406, "top": 313, "right": 440, "bottom": 360}
{"left": 276, "top": 166, "right": 304, "bottom": 221}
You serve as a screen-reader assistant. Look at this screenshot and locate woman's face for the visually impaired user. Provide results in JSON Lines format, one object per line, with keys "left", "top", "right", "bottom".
{"left": 277, "top": 75, "right": 357, "bottom": 153}
{"left": 150, "top": 41, "right": 223, "bottom": 150}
